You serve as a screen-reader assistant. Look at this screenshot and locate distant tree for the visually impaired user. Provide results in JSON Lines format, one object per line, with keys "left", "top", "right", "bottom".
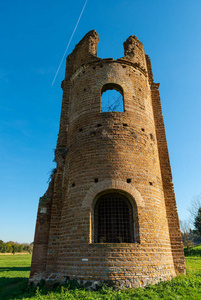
{"left": 180, "top": 219, "right": 194, "bottom": 253}
{"left": 18, "top": 244, "right": 23, "bottom": 253}
{"left": 188, "top": 193, "right": 201, "bottom": 241}
{"left": 6, "top": 243, "right": 12, "bottom": 253}
{"left": 12, "top": 244, "right": 17, "bottom": 255}
{"left": 194, "top": 208, "right": 201, "bottom": 237}
{"left": 189, "top": 193, "right": 201, "bottom": 225}
{"left": 1, "top": 245, "right": 6, "bottom": 253}
{"left": 28, "top": 244, "right": 33, "bottom": 254}
{"left": 22, "top": 244, "right": 29, "bottom": 252}
{"left": 0, "top": 240, "right": 4, "bottom": 252}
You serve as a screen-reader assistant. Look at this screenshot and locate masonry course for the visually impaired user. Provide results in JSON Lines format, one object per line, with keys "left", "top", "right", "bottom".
{"left": 29, "top": 30, "right": 185, "bottom": 289}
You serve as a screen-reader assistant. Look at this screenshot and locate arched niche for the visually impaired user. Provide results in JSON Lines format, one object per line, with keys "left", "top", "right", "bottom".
{"left": 94, "top": 192, "right": 135, "bottom": 243}
{"left": 82, "top": 179, "right": 144, "bottom": 243}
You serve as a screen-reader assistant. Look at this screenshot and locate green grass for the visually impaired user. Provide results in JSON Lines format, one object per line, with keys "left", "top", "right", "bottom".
{"left": 0, "top": 254, "right": 31, "bottom": 299}
{"left": 1, "top": 251, "right": 201, "bottom": 299}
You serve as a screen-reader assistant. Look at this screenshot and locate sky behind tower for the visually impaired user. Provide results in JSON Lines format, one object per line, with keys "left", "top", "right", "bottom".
{"left": 1, "top": 0, "right": 201, "bottom": 243}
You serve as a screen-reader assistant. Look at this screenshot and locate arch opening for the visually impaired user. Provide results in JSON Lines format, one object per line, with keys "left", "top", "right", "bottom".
{"left": 94, "top": 192, "right": 137, "bottom": 243}
{"left": 101, "top": 83, "right": 124, "bottom": 112}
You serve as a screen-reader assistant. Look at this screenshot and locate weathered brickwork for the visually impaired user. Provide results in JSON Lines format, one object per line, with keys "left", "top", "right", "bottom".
{"left": 29, "top": 30, "right": 185, "bottom": 289}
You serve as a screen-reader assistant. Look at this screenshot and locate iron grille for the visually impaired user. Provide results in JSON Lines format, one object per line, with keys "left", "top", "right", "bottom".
{"left": 94, "top": 193, "right": 133, "bottom": 243}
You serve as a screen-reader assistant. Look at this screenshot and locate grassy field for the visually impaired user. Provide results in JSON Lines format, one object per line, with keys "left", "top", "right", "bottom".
{"left": 0, "top": 247, "right": 201, "bottom": 299}
{"left": 0, "top": 254, "right": 31, "bottom": 299}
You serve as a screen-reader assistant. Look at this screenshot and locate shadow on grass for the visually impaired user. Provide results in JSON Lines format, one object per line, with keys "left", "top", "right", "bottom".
{"left": 0, "top": 265, "right": 31, "bottom": 299}
{"left": 0, "top": 277, "right": 31, "bottom": 300}
{"left": 0, "top": 267, "right": 30, "bottom": 272}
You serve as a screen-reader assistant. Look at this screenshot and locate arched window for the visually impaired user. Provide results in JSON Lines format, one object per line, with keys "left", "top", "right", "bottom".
{"left": 94, "top": 193, "right": 134, "bottom": 243}
{"left": 101, "top": 83, "right": 124, "bottom": 112}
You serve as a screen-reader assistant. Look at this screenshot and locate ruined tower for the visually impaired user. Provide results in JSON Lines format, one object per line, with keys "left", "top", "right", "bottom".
{"left": 29, "top": 30, "right": 185, "bottom": 289}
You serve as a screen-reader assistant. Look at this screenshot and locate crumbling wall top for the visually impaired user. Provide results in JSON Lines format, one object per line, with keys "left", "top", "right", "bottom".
{"left": 123, "top": 35, "right": 147, "bottom": 70}
{"left": 65, "top": 31, "right": 148, "bottom": 79}
{"left": 65, "top": 30, "right": 99, "bottom": 78}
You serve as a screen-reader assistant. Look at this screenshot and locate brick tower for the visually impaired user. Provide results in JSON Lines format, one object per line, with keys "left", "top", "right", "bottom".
{"left": 29, "top": 30, "right": 185, "bottom": 289}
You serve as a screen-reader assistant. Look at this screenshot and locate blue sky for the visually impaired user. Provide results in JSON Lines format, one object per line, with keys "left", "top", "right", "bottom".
{"left": 0, "top": 0, "right": 201, "bottom": 243}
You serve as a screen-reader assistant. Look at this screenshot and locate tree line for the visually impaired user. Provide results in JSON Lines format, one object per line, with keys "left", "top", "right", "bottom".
{"left": 0, "top": 240, "right": 33, "bottom": 254}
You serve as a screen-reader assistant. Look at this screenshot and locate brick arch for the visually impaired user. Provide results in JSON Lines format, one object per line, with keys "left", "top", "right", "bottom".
{"left": 82, "top": 179, "right": 145, "bottom": 208}
{"left": 96, "top": 72, "right": 133, "bottom": 98}
{"left": 101, "top": 83, "right": 124, "bottom": 96}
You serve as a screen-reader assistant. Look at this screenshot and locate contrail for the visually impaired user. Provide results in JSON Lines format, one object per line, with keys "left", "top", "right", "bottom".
{"left": 51, "top": 0, "right": 88, "bottom": 86}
